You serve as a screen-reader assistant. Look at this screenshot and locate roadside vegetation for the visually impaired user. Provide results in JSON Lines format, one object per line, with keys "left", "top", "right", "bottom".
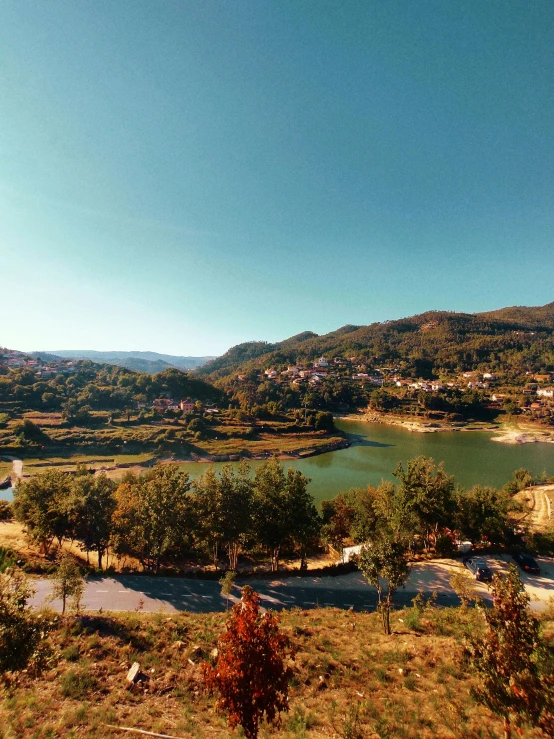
{"left": 1, "top": 570, "right": 553, "bottom": 738}
{"left": 5, "top": 457, "right": 552, "bottom": 581}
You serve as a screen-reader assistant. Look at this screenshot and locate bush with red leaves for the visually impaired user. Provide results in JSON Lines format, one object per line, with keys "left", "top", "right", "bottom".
{"left": 203, "top": 585, "right": 293, "bottom": 739}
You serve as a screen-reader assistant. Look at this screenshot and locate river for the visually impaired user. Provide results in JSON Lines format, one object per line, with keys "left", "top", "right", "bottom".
{"left": 2, "top": 420, "right": 553, "bottom": 506}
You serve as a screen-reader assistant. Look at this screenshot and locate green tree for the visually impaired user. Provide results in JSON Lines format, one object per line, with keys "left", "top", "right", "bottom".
{"left": 72, "top": 473, "right": 116, "bottom": 569}
{"left": 393, "top": 457, "right": 455, "bottom": 548}
{"left": 49, "top": 554, "right": 85, "bottom": 615}
{"left": 0, "top": 501, "right": 12, "bottom": 522}
{"left": 219, "top": 570, "right": 236, "bottom": 610}
{"left": 112, "top": 465, "right": 192, "bottom": 573}
{"left": 468, "top": 566, "right": 554, "bottom": 738}
{"left": 252, "top": 459, "right": 315, "bottom": 571}
{"left": 359, "top": 536, "right": 411, "bottom": 635}
{"left": 193, "top": 467, "right": 225, "bottom": 568}
{"left": 504, "top": 468, "right": 535, "bottom": 495}
{"left": 13, "top": 470, "right": 74, "bottom": 554}
{"left": 219, "top": 462, "right": 254, "bottom": 570}
{"left": 203, "top": 586, "right": 293, "bottom": 739}
{"left": 0, "top": 569, "right": 50, "bottom": 679}
{"left": 285, "top": 467, "right": 320, "bottom": 569}
{"left": 321, "top": 494, "right": 355, "bottom": 562}
{"left": 455, "top": 485, "right": 513, "bottom": 544}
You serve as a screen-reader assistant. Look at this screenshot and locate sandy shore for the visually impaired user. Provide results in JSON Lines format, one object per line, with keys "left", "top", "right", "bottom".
{"left": 338, "top": 413, "right": 554, "bottom": 445}
{"left": 490, "top": 428, "right": 554, "bottom": 445}
{"left": 338, "top": 412, "right": 479, "bottom": 434}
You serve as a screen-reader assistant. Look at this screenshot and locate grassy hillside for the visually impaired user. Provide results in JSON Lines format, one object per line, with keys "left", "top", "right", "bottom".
{"left": 2, "top": 603, "right": 553, "bottom": 738}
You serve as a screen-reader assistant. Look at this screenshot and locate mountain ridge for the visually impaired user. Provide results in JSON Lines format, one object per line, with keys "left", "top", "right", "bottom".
{"left": 196, "top": 301, "right": 554, "bottom": 380}
{"left": 33, "top": 350, "right": 215, "bottom": 374}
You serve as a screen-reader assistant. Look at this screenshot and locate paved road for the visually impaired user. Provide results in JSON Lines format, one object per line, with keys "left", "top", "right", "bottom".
{"left": 30, "top": 571, "right": 462, "bottom": 614}
{"left": 28, "top": 556, "right": 553, "bottom": 614}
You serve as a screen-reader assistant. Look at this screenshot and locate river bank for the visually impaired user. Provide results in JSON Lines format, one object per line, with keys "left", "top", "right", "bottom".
{"left": 338, "top": 412, "right": 554, "bottom": 445}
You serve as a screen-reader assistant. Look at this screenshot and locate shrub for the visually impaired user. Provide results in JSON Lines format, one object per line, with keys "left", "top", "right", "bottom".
{"left": 0, "top": 547, "right": 17, "bottom": 573}
{"left": 435, "top": 534, "right": 456, "bottom": 558}
{"left": 203, "top": 586, "right": 293, "bottom": 739}
{"left": 60, "top": 667, "right": 96, "bottom": 698}
{"left": 0, "top": 569, "right": 51, "bottom": 679}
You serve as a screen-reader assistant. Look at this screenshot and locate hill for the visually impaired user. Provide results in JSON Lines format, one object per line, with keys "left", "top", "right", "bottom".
{"left": 197, "top": 302, "right": 554, "bottom": 381}
{"left": 37, "top": 350, "right": 216, "bottom": 372}
{"left": 2, "top": 603, "right": 552, "bottom": 738}
{"left": 476, "top": 301, "right": 554, "bottom": 328}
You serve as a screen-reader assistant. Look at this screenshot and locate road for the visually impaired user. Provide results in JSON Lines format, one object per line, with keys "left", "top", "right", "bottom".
{"left": 28, "top": 556, "right": 554, "bottom": 615}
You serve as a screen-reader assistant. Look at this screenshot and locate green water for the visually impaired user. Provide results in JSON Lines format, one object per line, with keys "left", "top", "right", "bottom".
{"left": 3, "top": 421, "right": 552, "bottom": 506}
{"left": 176, "top": 420, "right": 554, "bottom": 506}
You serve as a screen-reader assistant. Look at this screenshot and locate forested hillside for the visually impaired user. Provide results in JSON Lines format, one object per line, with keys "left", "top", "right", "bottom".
{"left": 0, "top": 358, "right": 225, "bottom": 416}
{"left": 198, "top": 303, "right": 554, "bottom": 382}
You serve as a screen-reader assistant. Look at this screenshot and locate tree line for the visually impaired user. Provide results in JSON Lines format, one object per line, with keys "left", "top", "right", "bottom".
{"left": 13, "top": 459, "right": 320, "bottom": 573}
{"left": 12, "top": 456, "right": 532, "bottom": 577}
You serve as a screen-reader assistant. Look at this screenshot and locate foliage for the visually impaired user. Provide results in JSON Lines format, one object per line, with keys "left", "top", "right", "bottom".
{"left": 468, "top": 565, "right": 554, "bottom": 737}
{"left": 321, "top": 494, "right": 355, "bottom": 561}
{"left": 393, "top": 457, "right": 456, "bottom": 547}
{"left": 49, "top": 553, "right": 85, "bottom": 615}
{"left": 192, "top": 462, "right": 253, "bottom": 570}
{"left": 359, "top": 537, "right": 411, "bottom": 635}
{"left": 13, "top": 469, "right": 74, "bottom": 553}
{"left": 0, "top": 568, "right": 51, "bottom": 678}
{"left": 0, "top": 500, "right": 12, "bottom": 521}
{"left": 455, "top": 485, "right": 513, "bottom": 544}
{"left": 0, "top": 546, "right": 17, "bottom": 573}
{"left": 219, "top": 570, "right": 236, "bottom": 609}
{"left": 72, "top": 472, "right": 116, "bottom": 569}
{"left": 449, "top": 571, "right": 481, "bottom": 608}
{"left": 503, "top": 468, "right": 536, "bottom": 495}
{"left": 252, "top": 459, "right": 319, "bottom": 571}
{"left": 112, "top": 465, "right": 192, "bottom": 572}
{"left": 202, "top": 586, "right": 293, "bottom": 739}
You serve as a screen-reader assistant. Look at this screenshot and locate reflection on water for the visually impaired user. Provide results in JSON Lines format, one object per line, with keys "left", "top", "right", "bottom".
{"left": 3, "top": 420, "right": 553, "bottom": 506}
{"left": 178, "top": 419, "right": 554, "bottom": 505}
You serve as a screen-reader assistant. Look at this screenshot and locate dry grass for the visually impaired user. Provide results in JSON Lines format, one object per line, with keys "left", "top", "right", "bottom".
{"left": 1, "top": 605, "right": 552, "bottom": 738}
{"left": 0, "top": 520, "right": 143, "bottom": 573}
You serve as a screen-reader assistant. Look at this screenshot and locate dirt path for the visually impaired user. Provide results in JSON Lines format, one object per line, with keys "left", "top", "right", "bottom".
{"left": 515, "top": 484, "right": 554, "bottom": 532}
{"left": 12, "top": 459, "right": 23, "bottom": 478}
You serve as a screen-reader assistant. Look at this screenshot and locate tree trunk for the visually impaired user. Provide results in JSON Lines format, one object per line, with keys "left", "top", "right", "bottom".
{"left": 504, "top": 716, "right": 511, "bottom": 739}
{"left": 271, "top": 547, "right": 280, "bottom": 572}
{"left": 98, "top": 549, "right": 103, "bottom": 570}
{"left": 228, "top": 542, "right": 239, "bottom": 571}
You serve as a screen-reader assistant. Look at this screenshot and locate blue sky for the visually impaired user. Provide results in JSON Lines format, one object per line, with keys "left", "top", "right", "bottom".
{"left": 1, "top": 1, "right": 553, "bottom": 356}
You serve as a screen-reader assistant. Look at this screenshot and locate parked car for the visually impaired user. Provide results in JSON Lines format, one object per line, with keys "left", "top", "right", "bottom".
{"left": 463, "top": 557, "right": 493, "bottom": 582}
{"left": 456, "top": 540, "right": 472, "bottom": 554}
{"left": 512, "top": 552, "right": 540, "bottom": 575}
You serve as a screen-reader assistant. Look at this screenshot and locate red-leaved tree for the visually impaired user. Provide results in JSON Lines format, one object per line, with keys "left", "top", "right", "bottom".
{"left": 203, "top": 585, "right": 293, "bottom": 739}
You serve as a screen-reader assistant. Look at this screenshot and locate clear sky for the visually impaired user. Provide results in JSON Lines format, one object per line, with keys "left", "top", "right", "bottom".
{"left": 1, "top": 1, "right": 553, "bottom": 356}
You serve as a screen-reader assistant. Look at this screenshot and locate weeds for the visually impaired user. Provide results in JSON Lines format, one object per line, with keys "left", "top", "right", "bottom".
{"left": 60, "top": 667, "right": 96, "bottom": 699}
